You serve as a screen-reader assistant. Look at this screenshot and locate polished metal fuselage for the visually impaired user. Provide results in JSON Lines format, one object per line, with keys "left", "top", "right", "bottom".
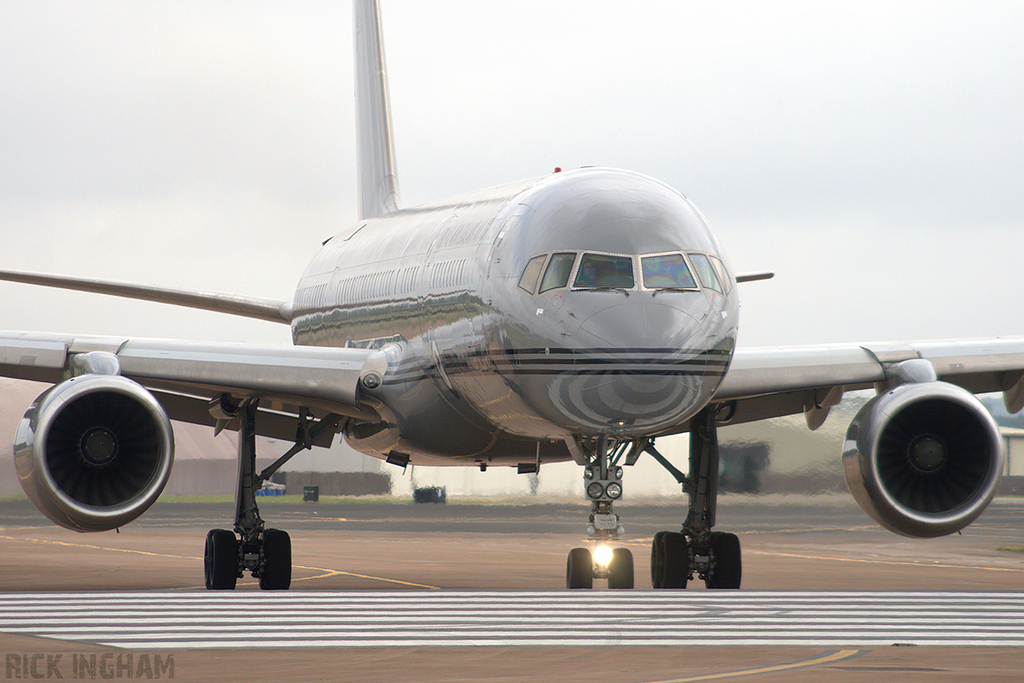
{"left": 291, "top": 168, "right": 738, "bottom": 465}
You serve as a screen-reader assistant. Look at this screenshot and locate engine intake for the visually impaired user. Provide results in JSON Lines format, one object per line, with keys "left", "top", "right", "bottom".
{"left": 843, "top": 381, "right": 1003, "bottom": 538}
{"left": 14, "top": 375, "right": 174, "bottom": 532}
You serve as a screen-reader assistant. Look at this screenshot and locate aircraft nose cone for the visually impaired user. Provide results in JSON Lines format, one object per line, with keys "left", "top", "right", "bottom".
{"left": 547, "top": 301, "right": 716, "bottom": 433}
{"left": 577, "top": 301, "right": 703, "bottom": 349}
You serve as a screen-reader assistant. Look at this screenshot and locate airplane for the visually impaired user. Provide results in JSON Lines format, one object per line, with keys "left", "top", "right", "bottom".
{"left": 1, "top": 0, "right": 1023, "bottom": 591}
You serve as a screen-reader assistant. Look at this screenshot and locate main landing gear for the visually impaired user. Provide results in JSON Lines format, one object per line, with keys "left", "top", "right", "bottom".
{"left": 203, "top": 398, "right": 342, "bottom": 590}
{"left": 647, "top": 407, "right": 742, "bottom": 589}
{"left": 565, "top": 436, "right": 634, "bottom": 589}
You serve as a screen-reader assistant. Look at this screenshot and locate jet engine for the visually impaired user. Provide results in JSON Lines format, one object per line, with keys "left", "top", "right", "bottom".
{"left": 843, "top": 381, "right": 1003, "bottom": 538}
{"left": 14, "top": 375, "right": 174, "bottom": 532}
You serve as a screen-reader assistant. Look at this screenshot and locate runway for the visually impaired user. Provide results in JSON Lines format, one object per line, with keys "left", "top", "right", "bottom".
{"left": 2, "top": 591, "right": 1023, "bottom": 649}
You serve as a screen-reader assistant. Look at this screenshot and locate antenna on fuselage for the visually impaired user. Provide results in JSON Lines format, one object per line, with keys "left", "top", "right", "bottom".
{"left": 354, "top": 0, "right": 401, "bottom": 219}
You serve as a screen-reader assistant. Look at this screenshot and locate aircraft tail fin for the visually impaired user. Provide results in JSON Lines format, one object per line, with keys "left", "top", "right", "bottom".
{"left": 354, "top": 0, "right": 401, "bottom": 219}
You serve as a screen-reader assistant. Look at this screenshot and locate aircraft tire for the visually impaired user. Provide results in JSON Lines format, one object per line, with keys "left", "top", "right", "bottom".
{"left": 651, "top": 531, "right": 667, "bottom": 588}
{"left": 204, "top": 529, "right": 238, "bottom": 590}
{"left": 661, "top": 532, "right": 689, "bottom": 589}
{"left": 259, "top": 528, "right": 292, "bottom": 590}
{"left": 566, "top": 547, "right": 593, "bottom": 589}
{"left": 608, "top": 547, "right": 634, "bottom": 589}
{"left": 705, "top": 531, "right": 741, "bottom": 589}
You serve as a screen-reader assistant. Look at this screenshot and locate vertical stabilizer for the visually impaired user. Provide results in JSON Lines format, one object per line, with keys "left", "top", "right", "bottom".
{"left": 354, "top": 0, "right": 401, "bottom": 219}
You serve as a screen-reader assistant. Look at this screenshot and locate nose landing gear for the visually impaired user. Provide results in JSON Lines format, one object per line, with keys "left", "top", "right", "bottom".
{"left": 566, "top": 545, "right": 635, "bottom": 589}
{"left": 566, "top": 436, "right": 634, "bottom": 589}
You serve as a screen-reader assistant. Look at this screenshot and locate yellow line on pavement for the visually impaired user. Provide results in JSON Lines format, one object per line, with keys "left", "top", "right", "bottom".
{"left": 0, "top": 534, "right": 196, "bottom": 560}
{"left": 0, "top": 534, "right": 440, "bottom": 589}
{"left": 291, "top": 565, "right": 440, "bottom": 589}
{"left": 747, "top": 549, "right": 1024, "bottom": 572}
{"left": 641, "top": 649, "right": 862, "bottom": 683}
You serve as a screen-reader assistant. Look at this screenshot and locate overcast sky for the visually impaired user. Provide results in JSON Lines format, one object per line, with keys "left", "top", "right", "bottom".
{"left": 2, "top": 1, "right": 1022, "bottom": 349}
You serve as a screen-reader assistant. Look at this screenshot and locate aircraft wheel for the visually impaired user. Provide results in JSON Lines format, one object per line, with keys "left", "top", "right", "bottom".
{"left": 204, "top": 529, "right": 238, "bottom": 590}
{"left": 705, "top": 531, "right": 741, "bottom": 589}
{"left": 607, "top": 547, "right": 634, "bottom": 589}
{"left": 651, "top": 531, "right": 667, "bottom": 588}
{"left": 566, "top": 547, "right": 593, "bottom": 589}
{"left": 661, "top": 531, "right": 689, "bottom": 589}
{"left": 259, "top": 528, "right": 292, "bottom": 590}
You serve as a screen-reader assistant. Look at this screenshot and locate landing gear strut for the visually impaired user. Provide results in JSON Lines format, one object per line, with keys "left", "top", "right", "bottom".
{"left": 566, "top": 436, "right": 634, "bottom": 589}
{"left": 203, "top": 398, "right": 341, "bottom": 590}
{"left": 648, "top": 406, "right": 742, "bottom": 589}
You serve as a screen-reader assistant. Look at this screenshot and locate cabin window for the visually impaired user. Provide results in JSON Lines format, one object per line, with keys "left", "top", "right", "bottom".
{"left": 689, "top": 253, "right": 723, "bottom": 293}
{"left": 641, "top": 253, "right": 697, "bottom": 289}
{"left": 539, "top": 252, "right": 576, "bottom": 293}
{"left": 573, "top": 253, "right": 634, "bottom": 289}
{"left": 518, "top": 254, "right": 547, "bottom": 294}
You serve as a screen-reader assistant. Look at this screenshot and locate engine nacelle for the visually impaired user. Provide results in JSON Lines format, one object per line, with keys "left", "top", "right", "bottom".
{"left": 843, "top": 381, "right": 1003, "bottom": 538}
{"left": 14, "top": 375, "right": 174, "bottom": 532}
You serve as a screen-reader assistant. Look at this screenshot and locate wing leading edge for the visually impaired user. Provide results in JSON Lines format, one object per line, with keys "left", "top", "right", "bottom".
{"left": 0, "top": 331, "right": 384, "bottom": 431}
{"left": 712, "top": 338, "right": 1024, "bottom": 430}
{"left": 0, "top": 268, "right": 294, "bottom": 324}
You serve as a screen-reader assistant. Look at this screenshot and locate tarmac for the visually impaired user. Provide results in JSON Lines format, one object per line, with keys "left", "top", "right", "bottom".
{"left": 0, "top": 494, "right": 1021, "bottom": 682}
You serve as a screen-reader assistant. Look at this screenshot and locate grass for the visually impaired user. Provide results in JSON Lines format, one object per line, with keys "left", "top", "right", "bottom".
{"left": 153, "top": 494, "right": 563, "bottom": 506}
{"left": 156, "top": 494, "right": 399, "bottom": 505}
{"left": 996, "top": 545, "right": 1024, "bottom": 554}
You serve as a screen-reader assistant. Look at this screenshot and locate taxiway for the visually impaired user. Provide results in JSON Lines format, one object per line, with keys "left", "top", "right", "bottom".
{"left": 0, "top": 495, "right": 1021, "bottom": 682}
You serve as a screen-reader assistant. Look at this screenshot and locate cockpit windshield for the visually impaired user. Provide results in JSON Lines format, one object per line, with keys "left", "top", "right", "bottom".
{"left": 573, "top": 253, "right": 634, "bottom": 289}
{"left": 641, "top": 253, "right": 697, "bottom": 289}
{"left": 688, "top": 253, "right": 723, "bottom": 293}
{"left": 517, "top": 249, "right": 729, "bottom": 295}
{"left": 539, "top": 252, "right": 576, "bottom": 293}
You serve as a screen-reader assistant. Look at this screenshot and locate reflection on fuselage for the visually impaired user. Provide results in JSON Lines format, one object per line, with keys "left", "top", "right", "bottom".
{"left": 290, "top": 168, "right": 738, "bottom": 466}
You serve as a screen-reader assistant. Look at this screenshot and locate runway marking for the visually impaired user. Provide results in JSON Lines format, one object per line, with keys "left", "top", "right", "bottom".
{"left": 175, "top": 568, "right": 439, "bottom": 591}
{"left": 746, "top": 549, "right": 1024, "bottom": 573}
{"left": 0, "top": 534, "right": 440, "bottom": 590}
{"left": 289, "top": 566, "right": 440, "bottom": 590}
{"left": 0, "top": 592, "right": 1021, "bottom": 650}
{"left": 644, "top": 649, "right": 862, "bottom": 682}
{"left": 0, "top": 534, "right": 196, "bottom": 561}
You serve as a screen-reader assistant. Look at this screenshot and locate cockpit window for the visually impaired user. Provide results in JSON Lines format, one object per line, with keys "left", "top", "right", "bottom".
{"left": 518, "top": 254, "right": 547, "bottom": 294}
{"left": 641, "top": 253, "right": 697, "bottom": 289}
{"left": 689, "top": 253, "right": 723, "bottom": 293}
{"left": 573, "top": 253, "right": 634, "bottom": 289}
{"left": 539, "top": 252, "right": 576, "bottom": 293}
{"left": 709, "top": 255, "right": 732, "bottom": 294}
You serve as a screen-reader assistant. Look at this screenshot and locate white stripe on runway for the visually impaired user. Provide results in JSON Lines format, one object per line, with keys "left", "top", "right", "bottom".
{"left": 0, "top": 591, "right": 1021, "bottom": 649}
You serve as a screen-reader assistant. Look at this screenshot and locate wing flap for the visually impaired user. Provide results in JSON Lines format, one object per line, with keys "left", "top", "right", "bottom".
{"left": 148, "top": 389, "right": 347, "bottom": 445}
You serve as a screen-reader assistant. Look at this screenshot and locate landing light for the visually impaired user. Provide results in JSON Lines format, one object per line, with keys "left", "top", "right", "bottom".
{"left": 593, "top": 545, "right": 613, "bottom": 567}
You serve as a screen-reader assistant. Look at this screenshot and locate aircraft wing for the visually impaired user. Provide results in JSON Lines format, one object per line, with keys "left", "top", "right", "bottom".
{"left": 0, "top": 331, "right": 385, "bottom": 440}
{"left": 0, "top": 268, "right": 295, "bottom": 325}
{"left": 712, "top": 338, "right": 1024, "bottom": 430}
